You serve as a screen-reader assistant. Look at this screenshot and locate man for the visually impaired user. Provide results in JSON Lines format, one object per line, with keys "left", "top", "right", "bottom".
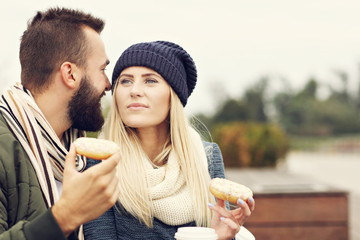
{"left": 0, "top": 7, "right": 120, "bottom": 239}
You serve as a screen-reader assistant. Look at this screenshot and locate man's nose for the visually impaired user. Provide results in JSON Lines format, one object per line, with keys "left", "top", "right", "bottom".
{"left": 104, "top": 75, "right": 111, "bottom": 91}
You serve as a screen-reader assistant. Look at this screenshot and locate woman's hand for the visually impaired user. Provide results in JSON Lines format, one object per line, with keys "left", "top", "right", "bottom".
{"left": 208, "top": 197, "right": 255, "bottom": 240}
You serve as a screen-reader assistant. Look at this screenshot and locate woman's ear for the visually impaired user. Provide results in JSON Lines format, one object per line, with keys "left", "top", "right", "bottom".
{"left": 60, "top": 62, "right": 80, "bottom": 89}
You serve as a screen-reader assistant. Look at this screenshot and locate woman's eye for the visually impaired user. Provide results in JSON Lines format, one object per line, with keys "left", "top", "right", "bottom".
{"left": 145, "top": 79, "right": 158, "bottom": 84}
{"left": 120, "top": 79, "right": 132, "bottom": 84}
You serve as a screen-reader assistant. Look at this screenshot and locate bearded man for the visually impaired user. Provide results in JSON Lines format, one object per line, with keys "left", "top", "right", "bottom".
{"left": 0, "top": 7, "right": 120, "bottom": 240}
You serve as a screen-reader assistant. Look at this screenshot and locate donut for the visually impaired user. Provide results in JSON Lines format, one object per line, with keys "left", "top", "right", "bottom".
{"left": 209, "top": 178, "right": 253, "bottom": 204}
{"left": 73, "top": 137, "right": 120, "bottom": 160}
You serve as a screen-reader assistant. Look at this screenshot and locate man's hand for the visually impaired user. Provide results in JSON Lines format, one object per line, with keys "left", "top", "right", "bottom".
{"left": 52, "top": 144, "right": 120, "bottom": 236}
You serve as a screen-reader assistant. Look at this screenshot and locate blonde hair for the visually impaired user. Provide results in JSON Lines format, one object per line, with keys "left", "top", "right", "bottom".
{"left": 101, "top": 85, "right": 214, "bottom": 227}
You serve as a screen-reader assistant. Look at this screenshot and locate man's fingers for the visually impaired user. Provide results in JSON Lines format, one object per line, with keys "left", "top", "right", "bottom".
{"left": 64, "top": 144, "right": 77, "bottom": 171}
{"left": 107, "top": 151, "right": 121, "bottom": 164}
{"left": 89, "top": 152, "right": 121, "bottom": 175}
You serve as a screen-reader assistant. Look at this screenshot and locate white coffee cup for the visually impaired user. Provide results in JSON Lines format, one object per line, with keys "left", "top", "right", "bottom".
{"left": 235, "top": 226, "right": 256, "bottom": 240}
{"left": 175, "top": 227, "right": 218, "bottom": 240}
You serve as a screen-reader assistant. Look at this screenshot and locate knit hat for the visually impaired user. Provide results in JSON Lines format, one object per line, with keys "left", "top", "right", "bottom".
{"left": 112, "top": 41, "right": 197, "bottom": 106}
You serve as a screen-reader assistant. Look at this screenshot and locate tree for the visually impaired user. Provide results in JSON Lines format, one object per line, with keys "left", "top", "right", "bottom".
{"left": 242, "top": 77, "right": 268, "bottom": 122}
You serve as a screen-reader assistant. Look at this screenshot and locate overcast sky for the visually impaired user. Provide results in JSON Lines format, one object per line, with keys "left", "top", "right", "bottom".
{"left": 2, "top": 0, "right": 360, "bottom": 115}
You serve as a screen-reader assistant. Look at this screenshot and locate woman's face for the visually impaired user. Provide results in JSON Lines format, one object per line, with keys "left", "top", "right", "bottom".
{"left": 115, "top": 66, "right": 171, "bottom": 129}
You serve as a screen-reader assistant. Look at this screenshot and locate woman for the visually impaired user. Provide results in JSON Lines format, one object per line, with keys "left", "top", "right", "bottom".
{"left": 83, "top": 41, "right": 255, "bottom": 240}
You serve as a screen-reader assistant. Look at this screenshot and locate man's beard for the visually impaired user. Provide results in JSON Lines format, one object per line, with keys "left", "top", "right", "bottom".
{"left": 68, "top": 75, "right": 104, "bottom": 131}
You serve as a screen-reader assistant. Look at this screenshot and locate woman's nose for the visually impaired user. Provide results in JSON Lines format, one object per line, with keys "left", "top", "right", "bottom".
{"left": 130, "top": 83, "right": 144, "bottom": 97}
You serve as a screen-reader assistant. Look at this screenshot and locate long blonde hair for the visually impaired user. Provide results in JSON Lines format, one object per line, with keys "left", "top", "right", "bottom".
{"left": 101, "top": 86, "right": 214, "bottom": 227}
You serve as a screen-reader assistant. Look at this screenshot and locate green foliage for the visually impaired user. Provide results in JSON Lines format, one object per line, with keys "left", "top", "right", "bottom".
{"left": 213, "top": 99, "right": 248, "bottom": 124}
{"left": 243, "top": 77, "right": 268, "bottom": 122}
{"left": 85, "top": 131, "right": 98, "bottom": 138}
{"left": 212, "top": 122, "right": 289, "bottom": 167}
{"left": 273, "top": 77, "right": 360, "bottom": 136}
{"left": 212, "top": 122, "right": 250, "bottom": 167}
{"left": 194, "top": 67, "right": 360, "bottom": 166}
{"left": 205, "top": 77, "right": 269, "bottom": 131}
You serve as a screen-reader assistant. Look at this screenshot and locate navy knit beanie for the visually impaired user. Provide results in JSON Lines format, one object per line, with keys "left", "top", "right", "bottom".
{"left": 111, "top": 41, "right": 197, "bottom": 106}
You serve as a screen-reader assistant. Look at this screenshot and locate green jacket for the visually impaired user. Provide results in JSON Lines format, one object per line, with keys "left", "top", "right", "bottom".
{"left": 0, "top": 114, "right": 71, "bottom": 240}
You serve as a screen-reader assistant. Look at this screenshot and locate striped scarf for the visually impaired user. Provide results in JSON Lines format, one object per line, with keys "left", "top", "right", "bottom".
{"left": 0, "top": 83, "right": 86, "bottom": 208}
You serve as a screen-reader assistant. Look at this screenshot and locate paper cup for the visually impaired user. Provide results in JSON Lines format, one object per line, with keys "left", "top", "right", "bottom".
{"left": 235, "top": 226, "right": 256, "bottom": 240}
{"left": 175, "top": 227, "right": 218, "bottom": 240}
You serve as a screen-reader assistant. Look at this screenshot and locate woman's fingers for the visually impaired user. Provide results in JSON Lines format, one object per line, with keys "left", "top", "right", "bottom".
{"left": 236, "top": 198, "right": 252, "bottom": 217}
{"left": 220, "top": 217, "right": 241, "bottom": 233}
{"left": 209, "top": 197, "right": 255, "bottom": 226}
{"left": 208, "top": 200, "right": 233, "bottom": 220}
{"left": 209, "top": 197, "right": 255, "bottom": 240}
{"left": 248, "top": 197, "right": 255, "bottom": 211}
{"left": 216, "top": 197, "right": 226, "bottom": 208}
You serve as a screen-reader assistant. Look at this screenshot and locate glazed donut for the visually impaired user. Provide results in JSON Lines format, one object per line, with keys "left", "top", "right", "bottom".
{"left": 73, "top": 137, "right": 120, "bottom": 160}
{"left": 209, "top": 178, "right": 253, "bottom": 204}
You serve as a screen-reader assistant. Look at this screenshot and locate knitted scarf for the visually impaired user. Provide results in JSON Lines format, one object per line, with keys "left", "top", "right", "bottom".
{"left": 146, "top": 150, "right": 193, "bottom": 225}
{"left": 0, "top": 83, "right": 86, "bottom": 208}
{"left": 146, "top": 128, "right": 209, "bottom": 226}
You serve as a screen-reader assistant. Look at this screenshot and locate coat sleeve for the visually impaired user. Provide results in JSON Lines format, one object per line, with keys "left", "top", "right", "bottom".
{"left": 0, "top": 201, "right": 71, "bottom": 240}
{"left": 0, "top": 130, "right": 67, "bottom": 240}
{"left": 204, "top": 141, "right": 226, "bottom": 179}
{"left": 0, "top": 204, "right": 66, "bottom": 240}
{"left": 204, "top": 141, "right": 231, "bottom": 211}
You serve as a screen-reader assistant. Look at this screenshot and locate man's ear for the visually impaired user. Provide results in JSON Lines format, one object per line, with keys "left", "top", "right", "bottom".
{"left": 60, "top": 62, "right": 81, "bottom": 89}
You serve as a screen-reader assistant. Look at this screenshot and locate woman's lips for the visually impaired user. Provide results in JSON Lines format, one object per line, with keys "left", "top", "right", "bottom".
{"left": 127, "top": 103, "right": 148, "bottom": 110}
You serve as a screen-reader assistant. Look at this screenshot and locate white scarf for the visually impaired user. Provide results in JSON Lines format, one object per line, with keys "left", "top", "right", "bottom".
{"left": 0, "top": 83, "right": 86, "bottom": 207}
{"left": 146, "top": 128, "right": 209, "bottom": 226}
{"left": 146, "top": 150, "right": 193, "bottom": 225}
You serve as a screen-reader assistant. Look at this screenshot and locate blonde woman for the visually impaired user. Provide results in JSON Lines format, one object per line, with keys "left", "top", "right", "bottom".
{"left": 83, "top": 41, "right": 255, "bottom": 240}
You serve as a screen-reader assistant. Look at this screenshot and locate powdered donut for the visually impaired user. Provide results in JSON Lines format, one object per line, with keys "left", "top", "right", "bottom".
{"left": 73, "top": 137, "right": 120, "bottom": 160}
{"left": 209, "top": 178, "right": 253, "bottom": 204}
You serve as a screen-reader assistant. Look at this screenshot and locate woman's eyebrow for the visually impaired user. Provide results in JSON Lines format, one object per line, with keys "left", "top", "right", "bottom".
{"left": 119, "top": 74, "right": 133, "bottom": 78}
{"left": 142, "top": 73, "right": 161, "bottom": 78}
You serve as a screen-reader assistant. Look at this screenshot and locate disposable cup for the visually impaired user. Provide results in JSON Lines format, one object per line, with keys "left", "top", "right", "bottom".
{"left": 235, "top": 226, "right": 256, "bottom": 240}
{"left": 174, "top": 227, "right": 218, "bottom": 240}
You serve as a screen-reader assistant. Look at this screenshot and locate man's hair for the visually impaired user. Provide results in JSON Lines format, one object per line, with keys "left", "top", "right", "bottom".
{"left": 20, "top": 7, "right": 105, "bottom": 93}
